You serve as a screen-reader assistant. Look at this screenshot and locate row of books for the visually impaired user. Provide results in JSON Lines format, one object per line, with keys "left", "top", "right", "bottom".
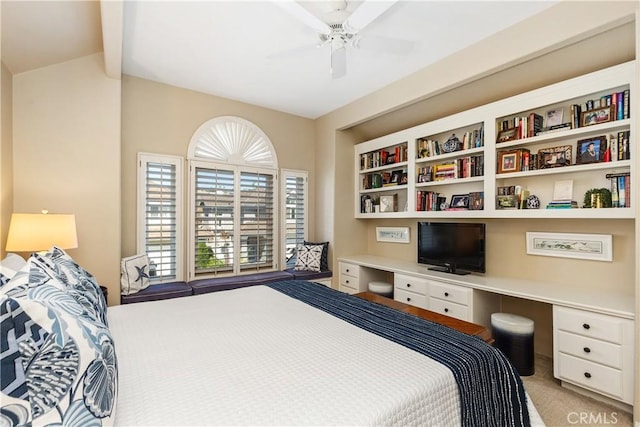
{"left": 417, "top": 156, "right": 484, "bottom": 183}
{"left": 608, "top": 172, "right": 630, "bottom": 208}
{"left": 569, "top": 89, "right": 630, "bottom": 128}
{"left": 416, "top": 191, "right": 446, "bottom": 212}
{"left": 360, "top": 145, "right": 408, "bottom": 170}
{"left": 497, "top": 112, "right": 544, "bottom": 141}
{"left": 417, "top": 128, "right": 484, "bottom": 158}
{"left": 546, "top": 200, "right": 578, "bottom": 209}
{"left": 611, "top": 131, "right": 630, "bottom": 161}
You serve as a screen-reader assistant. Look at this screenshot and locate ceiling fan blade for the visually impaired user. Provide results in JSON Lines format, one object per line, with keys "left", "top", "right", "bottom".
{"left": 274, "top": 1, "right": 331, "bottom": 35}
{"left": 331, "top": 45, "right": 347, "bottom": 79}
{"left": 344, "top": 0, "right": 399, "bottom": 32}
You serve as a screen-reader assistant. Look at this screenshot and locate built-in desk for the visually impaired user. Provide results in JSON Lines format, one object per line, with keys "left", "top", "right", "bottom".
{"left": 338, "top": 254, "right": 636, "bottom": 407}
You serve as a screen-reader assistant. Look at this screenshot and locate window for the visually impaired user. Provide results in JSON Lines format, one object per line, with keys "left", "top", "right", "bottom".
{"left": 281, "top": 170, "right": 308, "bottom": 268}
{"left": 187, "top": 117, "right": 280, "bottom": 280}
{"left": 137, "top": 153, "right": 183, "bottom": 282}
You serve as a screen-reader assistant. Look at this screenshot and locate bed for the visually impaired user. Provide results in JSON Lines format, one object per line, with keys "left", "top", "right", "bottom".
{"left": 1, "top": 248, "right": 544, "bottom": 426}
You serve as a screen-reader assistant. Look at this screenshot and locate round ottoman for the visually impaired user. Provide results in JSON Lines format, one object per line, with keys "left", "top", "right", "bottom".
{"left": 491, "top": 313, "right": 535, "bottom": 376}
{"left": 368, "top": 281, "right": 393, "bottom": 298}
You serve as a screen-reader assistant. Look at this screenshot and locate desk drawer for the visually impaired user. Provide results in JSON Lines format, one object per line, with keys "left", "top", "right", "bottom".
{"left": 429, "top": 282, "right": 470, "bottom": 306}
{"left": 429, "top": 298, "right": 470, "bottom": 322}
{"left": 394, "top": 273, "right": 428, "bottom": 295}
{"left": 555, "top": 306, "right": 625, "bottom": 344}
{"left": 557, "top": 331, "right": 622, "bottom": 369}
{"left": 339, "top": 262, "right": 359, "bottom": 278}
{"left": 557, "top": 353, "right": 623, "bottom": 399}
{"left": 394, "top": 288, "right": 428, "bottom": 309}
{"left": 339, "top": 275, "right": 358, "bottom": 290}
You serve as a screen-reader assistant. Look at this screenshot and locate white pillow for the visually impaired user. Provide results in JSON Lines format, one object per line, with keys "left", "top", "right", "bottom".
{"left": 294, "top": 244, "right": 323, "bottom": 272}
{"left": 120, "top": 254, "right": 151, "bottom": 295}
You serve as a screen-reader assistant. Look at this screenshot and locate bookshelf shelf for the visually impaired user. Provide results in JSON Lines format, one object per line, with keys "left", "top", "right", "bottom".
{"left": 354, "top": 61, "right": 635, "bottom": 219}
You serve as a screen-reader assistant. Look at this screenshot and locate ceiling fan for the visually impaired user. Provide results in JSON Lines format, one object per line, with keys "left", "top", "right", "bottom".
{"left": 276, "top": 0, "right": 406, "bottom": 79}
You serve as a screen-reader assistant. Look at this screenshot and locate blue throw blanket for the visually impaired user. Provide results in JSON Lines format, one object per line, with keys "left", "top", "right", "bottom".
{"left": 267, "top": 280, "right": 531, "bottom": 427}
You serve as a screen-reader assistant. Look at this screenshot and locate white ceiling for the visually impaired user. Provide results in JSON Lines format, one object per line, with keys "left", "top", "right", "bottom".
{"left": 2, "top": 0, "right": 558, "bottom": 119}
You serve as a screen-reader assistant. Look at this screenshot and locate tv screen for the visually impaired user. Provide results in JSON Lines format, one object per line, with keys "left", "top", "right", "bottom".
{"left": 417, "top": 222, "right": 485, "bottom": 275}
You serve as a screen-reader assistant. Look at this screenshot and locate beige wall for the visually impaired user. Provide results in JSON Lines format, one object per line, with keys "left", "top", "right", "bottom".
{"left": 1, "top": 62, "right": 13, "bottom": 259}
{"left": 12, "top": 53, "right": 121, "bottom": 305}
{"left": 120, "top": 75, "right": 316, "bottom": 276}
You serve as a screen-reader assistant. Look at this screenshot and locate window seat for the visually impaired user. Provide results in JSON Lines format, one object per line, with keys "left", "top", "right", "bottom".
{"left": 120, "top": 281, "right": 192, "bottom": 304}
{"left": 120, "top": 270, "right": 333, "bottom": 303}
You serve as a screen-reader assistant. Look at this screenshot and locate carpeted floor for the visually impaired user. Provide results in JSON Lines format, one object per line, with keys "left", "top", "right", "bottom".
{"left": 522, "top": 355, "right": 633, "bottom": 427}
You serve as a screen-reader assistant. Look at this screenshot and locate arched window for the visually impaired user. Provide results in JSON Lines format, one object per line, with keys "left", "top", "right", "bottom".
{"left": 187, "top": 117, "right": 279, "bottom": 279}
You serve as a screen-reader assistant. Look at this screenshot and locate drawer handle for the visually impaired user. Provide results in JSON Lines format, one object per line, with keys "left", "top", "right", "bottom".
{"left": 345, "top": 280, "right": 349, "bottom": 284}
{"left": 406, "top": 283, "right": 411, "bottom": 288}
{"left": 582, "top": 323, "right": 591, "bottom": 330}
{"left": 346, "top": 269, "right": 350, "bottom": 273}
{"left": 444, "top": 292, "right": 449, "bottom": 297}
{"left": 583, "top": 347, "right": 591, "bottom": 354}
{"left": 406, "top": 297, "right": 411, "bottom": 302}
{"left": 584, "top": 372, "right": 592, "bottom": 379}
{"left": 444, "top": 308, "right": 449, "bottom": 313}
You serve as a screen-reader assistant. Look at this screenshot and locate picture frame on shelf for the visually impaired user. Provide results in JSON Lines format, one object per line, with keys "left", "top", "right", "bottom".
{"left": 449, "top": 194, "right": 469, "bottom": 209}
{"left": 376, "top": 226, "right": 410, "bottom": 243}
{"left": 526, "top": 232, "right": 612, "bottom": 262}
{"left": 496, "top": 195, "right": 519, "bottom": 209}
{"left": 390, "top": 169, "right": 402, "bottom": 185}
{"left": 379, "top": 194, "right": 397, "bottom": 212}
{"left": 576, "top": 135, "right": 607, "bottom": 164}
{"left": 496, "top": 127, "right": 519, "bottom": 143}
{"left": 468, "top": 192, "right": 484, "bottom": 210}
{"left": 545, "top": 108, "right": 564, "bottom": 127}
{"left": 538, "top": 145, "right": 572, "bottom": 168}
{"left": 497, "top": 150, "right": 521, "bottom": 174}
{"left": 580, "top": 105, "right": 614, "bottom": 127}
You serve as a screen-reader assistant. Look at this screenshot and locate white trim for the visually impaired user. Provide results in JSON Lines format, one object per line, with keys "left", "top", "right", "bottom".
{"left": 280, "top": 169, "right": 308, "bottom": 268}
{"left": 526, "top": 232, "right": 612, "bottom": 262}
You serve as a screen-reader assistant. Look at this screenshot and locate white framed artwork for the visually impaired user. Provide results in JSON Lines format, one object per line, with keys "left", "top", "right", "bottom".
{"left": 526, "top": 232, "right": 612, "bottom": 262}
{"left": 376, "top": 227, "right": 410, "bottom": 243}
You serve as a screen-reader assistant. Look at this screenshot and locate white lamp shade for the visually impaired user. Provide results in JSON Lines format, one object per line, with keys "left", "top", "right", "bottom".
{"left": 6, "top": 213, "right": 78, "bottom": 252}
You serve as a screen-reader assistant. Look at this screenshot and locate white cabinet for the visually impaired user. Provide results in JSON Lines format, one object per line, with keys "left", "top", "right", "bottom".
{"left": 353, "top": 61, "right": 635, "bottom": 219}
{"left": 394, "top": 273, "right": 429, "bottom": 309}
{"left": 338, "top": 261, "right": 389, "bottom": 295}
{"left": 553, "top": 306, "right": 634, "bottom": 404}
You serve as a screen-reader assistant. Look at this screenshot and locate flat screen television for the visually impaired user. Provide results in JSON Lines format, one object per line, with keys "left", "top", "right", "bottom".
{"left": 417, "top": 222, "right": 486, "bottom": 275}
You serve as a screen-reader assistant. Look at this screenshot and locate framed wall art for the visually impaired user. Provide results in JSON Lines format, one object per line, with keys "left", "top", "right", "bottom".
{"left": 376, "top": 227, "right": 410, "bottom": 243}
{"left": 526, "top": 232, "right": 612, "bottom": 262}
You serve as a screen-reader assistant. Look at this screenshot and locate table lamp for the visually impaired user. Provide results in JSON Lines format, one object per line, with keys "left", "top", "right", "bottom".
{"left": 5, "top": 211, "right": 78, "bottom": 255}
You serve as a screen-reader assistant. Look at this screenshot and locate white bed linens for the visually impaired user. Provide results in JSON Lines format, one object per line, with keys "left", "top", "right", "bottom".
{"left": 108, "top": 285, "right": 543, "bottom": 426}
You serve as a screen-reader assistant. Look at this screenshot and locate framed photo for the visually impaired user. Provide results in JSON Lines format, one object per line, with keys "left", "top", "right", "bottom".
{"left": 468, "top": 191, "right": 484, "bottom": 210}
{"left": 497, "top": 150, "right": 520, "bottom": 174}
{"left": 496, "top": 195, "right": 518, "bottom": 209}
{"left": 449, "top": 194, "right": 469, "bottom": 209}
{"left": 580, "top": 106, "right": 614, "bottom": 127}
{"left": 496, "top": 127, "right": 519, "bottom": 143}
{"left": 376, "top": 226, "right": 410, "bottom": 243}
{"left": 537, "top": 145, "right": 572, "bottom": 168}
{"left": 576, "top": 135, "right": 607, "bottom": 164}
{"left": 545, "top": 108, "right": 564, "bottom": 127}
{"left": 390, "top": 169, "right": 403, "bottom": 185}
{"left": 526, "top": 232, "right": 612, "bottom": 262}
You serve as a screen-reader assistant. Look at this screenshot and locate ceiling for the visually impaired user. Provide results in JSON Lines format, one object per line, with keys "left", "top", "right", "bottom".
{"left": 2, "top": 0, "right": 558, "bottom": 119}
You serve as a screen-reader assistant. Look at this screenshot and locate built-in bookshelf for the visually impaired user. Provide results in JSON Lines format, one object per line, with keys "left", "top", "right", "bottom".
{"left": 354, "top": 61, "right": 636, "bottom": 219}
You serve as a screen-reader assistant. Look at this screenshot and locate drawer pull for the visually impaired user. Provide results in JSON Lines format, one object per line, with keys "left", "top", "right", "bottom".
{"left": 406, "top": 297, "right": 411, "bottom": 302}
{"left": 583, "top": 347, "right": 591, "bottom": 353}
{"left": 345, "top": 280, "right": 349, "bottom": 284}
{"left": 444, "top": 292, "right": 449, "bottom": 297}
{"left": 582, "top": 323, "right": 591, "bottom": 330}
{"left": 444, "top": 308, "right": 449, "bottom": 313}
{"left": 406, "top": 283, "right": 411, "bottom": 288}
{"left": 346, "top": 269, "right": 350, "bottom": 273}
{"left": 584, "top": 372, "right": 592, "bottom": 379}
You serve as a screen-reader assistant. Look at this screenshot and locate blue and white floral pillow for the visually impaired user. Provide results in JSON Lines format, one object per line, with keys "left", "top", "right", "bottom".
{"left": 0, "top": 257, "right": 117, "bottom": 426}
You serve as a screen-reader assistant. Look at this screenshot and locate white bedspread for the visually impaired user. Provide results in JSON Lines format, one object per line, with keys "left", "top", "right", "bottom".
{"left": 108, "top": 285, "right": 543, "bottom": 426}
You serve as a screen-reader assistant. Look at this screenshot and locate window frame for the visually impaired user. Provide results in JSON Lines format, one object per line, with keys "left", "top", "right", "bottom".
{"left": 137, "top": 152, "right": 184, "bottom": 283}
{"left": 280, "top": 169, "right": 308, "bottom": 269}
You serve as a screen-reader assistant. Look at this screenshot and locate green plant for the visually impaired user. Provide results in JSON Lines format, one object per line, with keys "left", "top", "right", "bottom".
{"left": 196, "top": 241, "right": 225, "bottom": 269}
{"left": 583, "top": 188, "right": 612, "bottom": 208}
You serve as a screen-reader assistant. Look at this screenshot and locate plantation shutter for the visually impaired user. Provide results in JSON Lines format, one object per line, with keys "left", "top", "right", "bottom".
{"left": 239, "top": 171, "right": 275, "bottom": 272}
{"left": 282, "top": 172, "right": 307, "bottom": 268}
{"left": 137, "top": 153, "right": 183, "bottom": 282}
{"left": 194, "top": 166, "right": 235, "bottom": 275}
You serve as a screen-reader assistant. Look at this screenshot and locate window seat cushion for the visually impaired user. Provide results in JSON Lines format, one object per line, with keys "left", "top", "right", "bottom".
{"left": 189, "top": 271, "right": 294, "bottom": 295}
{"left": 120, "top": 281, "right": 192, "bottom": 304}
{"left": 284, "top": 268, "right": 333, "bottom": 281}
